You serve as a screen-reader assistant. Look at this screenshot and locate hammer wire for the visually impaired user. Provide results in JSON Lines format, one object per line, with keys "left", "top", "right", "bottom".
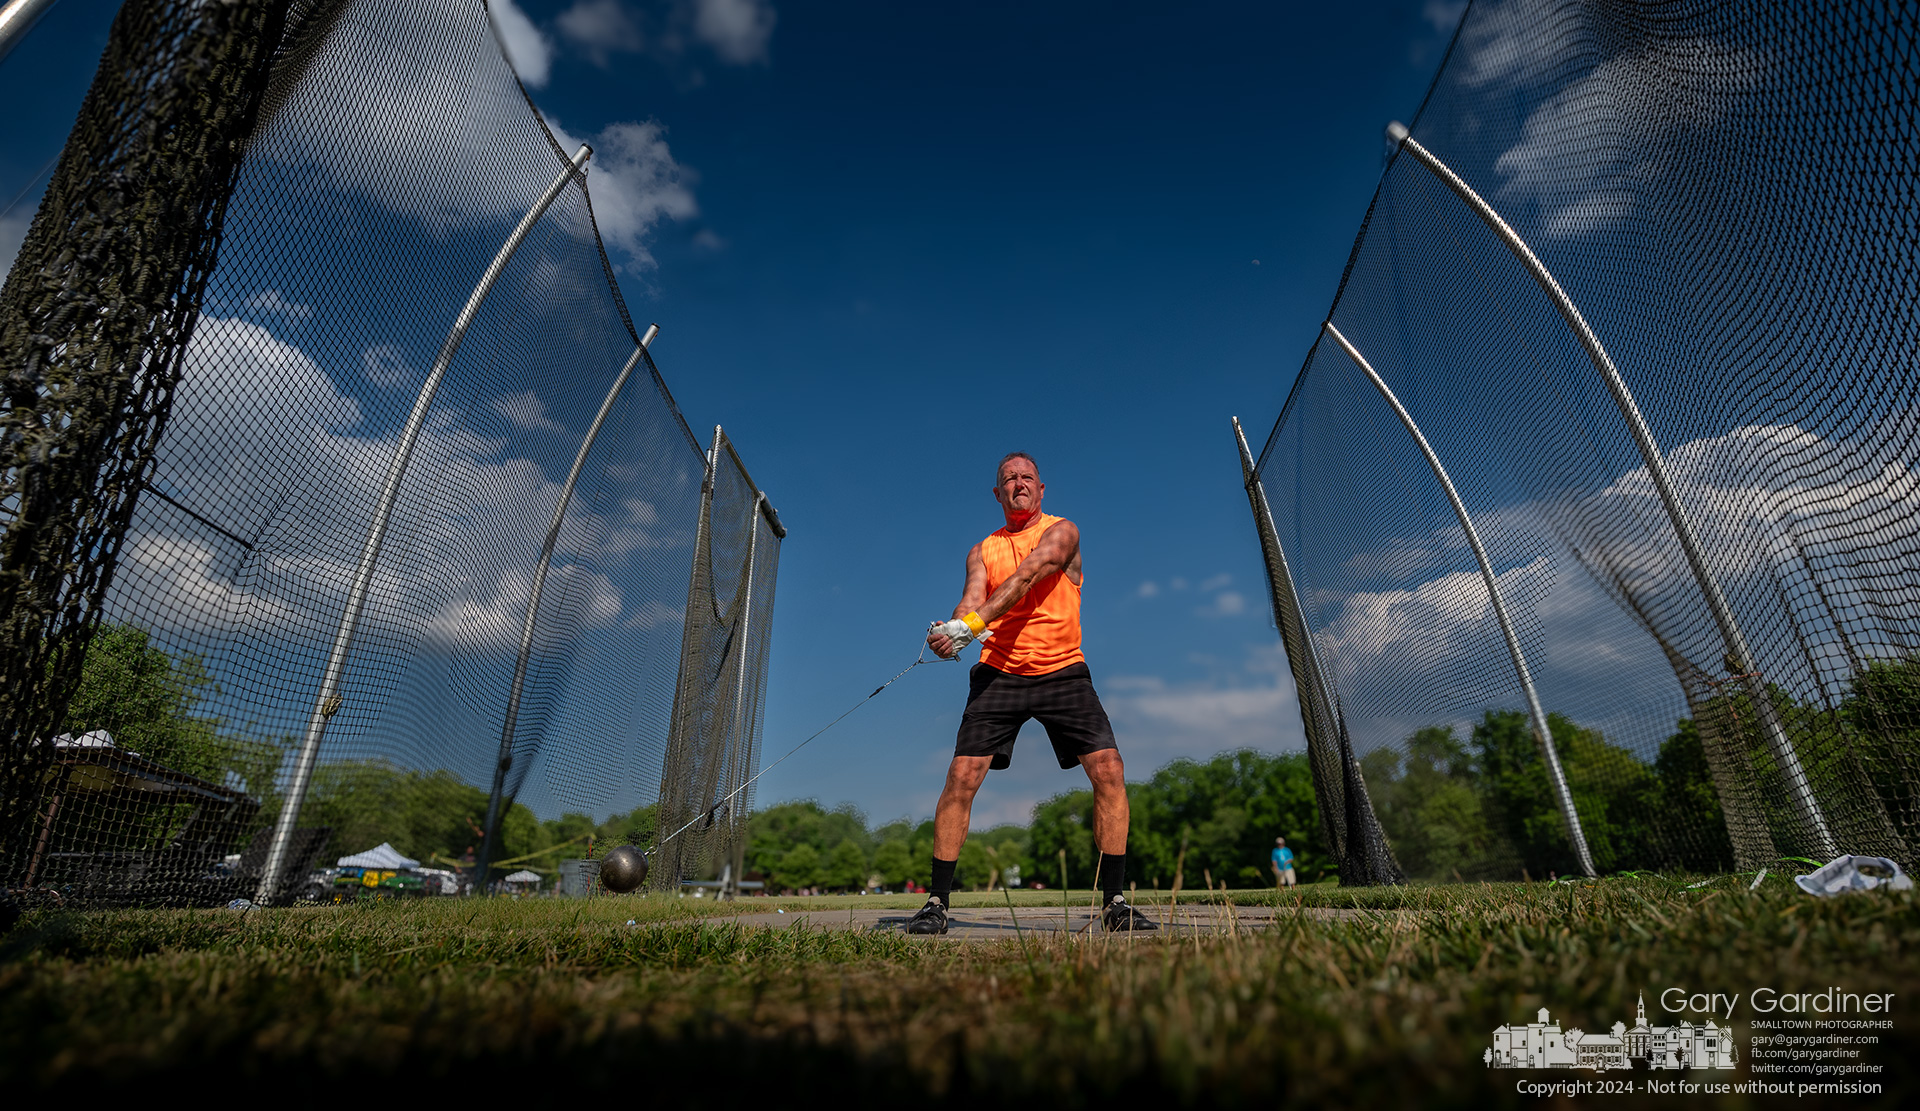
{"left": 653, "top": 640, "right": 948, "bottom": 853}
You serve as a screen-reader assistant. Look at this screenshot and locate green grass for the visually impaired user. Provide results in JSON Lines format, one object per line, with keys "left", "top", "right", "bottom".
{"left": 3, "top": 877, "right": 1915, "bottom": 1106}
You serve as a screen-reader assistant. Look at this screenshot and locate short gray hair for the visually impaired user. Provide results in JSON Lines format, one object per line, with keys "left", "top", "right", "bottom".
{"left": 995, "top": 451, "right": 1038, "bottom": 482}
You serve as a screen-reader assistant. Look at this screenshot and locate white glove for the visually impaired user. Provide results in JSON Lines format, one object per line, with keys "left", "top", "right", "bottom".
{"left": 930, "top": 612, "right": 990, "bottom": 656}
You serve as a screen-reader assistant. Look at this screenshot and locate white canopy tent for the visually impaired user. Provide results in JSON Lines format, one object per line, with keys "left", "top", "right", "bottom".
{"left": 502, "top": 870, "right": 542, "bottom": 884}
{"left": 335, "top": 842, "right": 419, "bottom": 870}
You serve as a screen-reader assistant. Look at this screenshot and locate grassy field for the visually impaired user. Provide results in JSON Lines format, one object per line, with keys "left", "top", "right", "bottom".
{"left": 2, "top": 876, "right": 1914, "bottom": 1106}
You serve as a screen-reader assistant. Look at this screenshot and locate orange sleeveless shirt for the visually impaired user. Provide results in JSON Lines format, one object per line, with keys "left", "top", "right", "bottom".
{"left": 978, "top": 512, "right": 1085, "bottom": 676}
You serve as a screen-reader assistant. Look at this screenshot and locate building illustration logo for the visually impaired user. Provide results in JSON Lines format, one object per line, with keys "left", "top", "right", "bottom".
{"left": 1486, "top": 994, "right": 1737, "bottom": 1071}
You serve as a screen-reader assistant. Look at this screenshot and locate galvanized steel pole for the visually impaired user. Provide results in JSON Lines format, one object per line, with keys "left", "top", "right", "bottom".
{"left": 1232, "top": 418, "right": 1341, "bottom": 754}
{"left": 1323, "top": 321, "right": 1596, "bottom": 877}
{"left": 255, "top": 144, "right": 594, "bottom": 903}
{"left": 472, "top": 322, "right": 659, "bottom": 894}
{"left": 0, "top": 0, "right": 59, "bottom": 66}
{"left": 1233, "top": 416, "right": 1354, "bottom": 865}
{"left": 1385, "top": 121, "right": 1837, "bottom": 861}
{"left": 718, "top": 491, "right": 763, "bottom": 899}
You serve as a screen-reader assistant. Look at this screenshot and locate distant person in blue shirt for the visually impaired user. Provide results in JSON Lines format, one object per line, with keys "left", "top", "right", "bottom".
{"left": 1271, "top": 837, "right": 1296, "bottom": 888}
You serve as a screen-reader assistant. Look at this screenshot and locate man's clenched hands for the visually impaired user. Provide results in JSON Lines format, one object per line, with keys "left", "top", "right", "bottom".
{"left": 928, "top": 612, "right": 989, "bottom": 660}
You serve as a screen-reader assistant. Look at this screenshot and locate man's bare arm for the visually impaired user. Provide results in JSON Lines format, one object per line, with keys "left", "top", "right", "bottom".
{"left": 928, "top": 543, "right": 990, "bottom": 658}
{"left": 974, "top": 519, "right": 1078, "bottom": 624}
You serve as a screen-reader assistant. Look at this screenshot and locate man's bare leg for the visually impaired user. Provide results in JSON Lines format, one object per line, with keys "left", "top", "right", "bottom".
{"left": 1080, "top": 748, "right": 1152, "bottom": 928}
{"left": 932, "top": 755, "right": 992, "bottom": 859}
{"left": 908, "top": 756, "right": 992, "bottom": 933}
{"left": 1079, "top": 748, "right": 1128, "bottom": 856}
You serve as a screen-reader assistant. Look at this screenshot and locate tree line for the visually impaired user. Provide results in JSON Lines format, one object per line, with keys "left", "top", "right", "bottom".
{"left": 1364, "top": 659, "right": 1920, "bottom": 879}
{"left": 744, "top": 749, "right": 1323, "bottom": 893}
{"left": 49, "top": 622, "right": 653, "bottom": 878}
{"left": 40, "top": 622, "right": 1920, "bottom": 889}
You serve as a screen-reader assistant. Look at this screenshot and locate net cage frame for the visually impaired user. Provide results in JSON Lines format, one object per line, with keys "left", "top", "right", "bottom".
{"left": 1242, "top": 0, "right": 1920, "bottom": 883}
{"left": 0, "top": 0, "right": 784, "bottom": 906}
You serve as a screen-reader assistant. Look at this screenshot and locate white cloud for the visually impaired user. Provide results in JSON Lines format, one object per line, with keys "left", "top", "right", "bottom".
{"left": 1589, "top": 422, "right": 1920, "bottom": 604}
{"left": 623, "top": 599, "right": 684, "bottom": 629}
{"left": 1320, "top": 556, "right": 1551, "bottom": 678}
{"left": 114, "top": 534, "right": 303, "bottom": 637}
{"left": 489, "top": 0, "right": 555, "bottom": 87}
{"left": 603, "top": 497, "right": 688, "bottom": 554}
{"left": 491, "top": 390, "right": 568, "bottom": 434}
{"left": 260, "top": 0, "right": 696, "bottom": 272}
{"left": 361, "top": 344, "right": 414, "bottom": 388}
{"left": 1457, "top": 3, "right": 1765, "bottom": 241}
{"left": 547, "top": 117, "right": 699, "bottom": 269}
{"left": 557, "top": 0, "right": 646, "bottom": 65}
{"left": 245, "top": 289, "right": 313, "bottom": 324}
{"left": 425, "top": 563, "right": 623, "bottom": 651}
{"left": 556, "top": 0, "right": 775, "bottom": 68}
{"left": 1274, "top": 419, "right": 1920, "bottom": 757}
{"left": 158, "top": 317, "right": 364, "bottom": 539}
{"left": 1200, "top": 572, "right": 1232, "bottom": 590}
{"left": 1135, "top": 580, "right": 1159, "bottom": 598}
{"left": 1102, "top": 644, "right": 1305, "bottom": 765}
{"left": 133, "top": 322, "right": 698, "bottom": 659}
{"left": 1170, "top": 576, "right": 1189, "bottom": 591}
{"left": 693, "top": 0, "right": 776, "bottom": 65}
{"left": 1199, "top": 590, "right": 1247, "bottom": 618}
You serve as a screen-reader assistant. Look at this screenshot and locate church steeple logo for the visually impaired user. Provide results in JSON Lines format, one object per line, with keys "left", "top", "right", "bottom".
{"left": 1485, "top": 996, "right": 1735, "bottom": 1071}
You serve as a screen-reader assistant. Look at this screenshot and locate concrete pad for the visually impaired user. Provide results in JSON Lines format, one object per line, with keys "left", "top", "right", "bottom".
{"left": 719, "top": 902, "right": 1363, "bottom": 940}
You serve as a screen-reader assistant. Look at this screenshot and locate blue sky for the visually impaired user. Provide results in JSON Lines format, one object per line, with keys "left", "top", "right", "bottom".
{"left": 1, "top": 0, "right": 1463, "bottom": 829}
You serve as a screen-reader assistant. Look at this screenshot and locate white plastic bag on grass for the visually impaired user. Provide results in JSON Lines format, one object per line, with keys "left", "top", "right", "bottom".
{"left": 1793, "top": 855, "right": 1913, "bottom": 896}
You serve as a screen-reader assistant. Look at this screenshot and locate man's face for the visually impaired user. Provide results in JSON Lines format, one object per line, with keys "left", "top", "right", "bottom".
{"left": 994, "top": 457, "right": 1043, "bottom": 519}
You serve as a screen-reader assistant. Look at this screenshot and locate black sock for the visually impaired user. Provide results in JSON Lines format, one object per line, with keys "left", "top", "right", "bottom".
{"left": 929, "top": 857, "right": 957, "bottom": 907}
{"left": 1096, "top": 852, "right": 1127, "bottom": 903}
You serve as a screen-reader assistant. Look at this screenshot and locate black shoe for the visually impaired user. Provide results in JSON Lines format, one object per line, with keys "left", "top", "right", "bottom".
{"left": 1102, "top": 895, "right": 1157, "bottom": 932}
{"left": 904, "top": 896, "right": 949, "bottom": 935}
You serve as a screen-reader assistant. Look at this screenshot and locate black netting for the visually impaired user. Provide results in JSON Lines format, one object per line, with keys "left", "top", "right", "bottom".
{"left": 653, "top": 432, "right": 782, "bottom": 892}
{"left": 1247, "top": 0, "right": 1920, "bottom": 881}
{"left": 1, "top": 0, "right": 781, "bottom": 905}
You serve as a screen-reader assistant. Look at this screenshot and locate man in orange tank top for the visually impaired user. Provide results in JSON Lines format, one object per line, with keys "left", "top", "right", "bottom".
{"left": 905, "top": 452, "right": 1156, "bottom": 935}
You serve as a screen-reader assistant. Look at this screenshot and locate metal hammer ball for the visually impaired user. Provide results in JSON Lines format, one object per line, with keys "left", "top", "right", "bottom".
{"left": 599, "top": 845, "right": 649, "bottom": 893}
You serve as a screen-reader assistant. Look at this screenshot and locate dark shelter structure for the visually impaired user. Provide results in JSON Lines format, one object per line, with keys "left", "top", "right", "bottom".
{"left": 0, "top": 0, "right": 780, "bottom": 905}
{"left": 1243, "top": 0, "right": 1920, "bottom": 883}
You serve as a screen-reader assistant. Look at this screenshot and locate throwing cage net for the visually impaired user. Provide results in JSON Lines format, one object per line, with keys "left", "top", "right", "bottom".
{"left": 1245, "top": 0, "right": 1920, "bottom": 882}
{"left": 0, "top": 0, "right": 782, "bottom": 905}
{"left": 652, "top": 430, "right": 782, "bottom": 893}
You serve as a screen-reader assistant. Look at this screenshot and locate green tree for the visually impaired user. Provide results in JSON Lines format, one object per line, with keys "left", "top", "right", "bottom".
{"left": 772, "top": 842, "right": 821, "bottom": 891}
{"left": 299, "top": 760, "right": 496, "bottom": 866}
{"left": 1028, "top": 790, "right": 1096, "bottom": 886}
{"left": 1651, "top": 719, "right": 1735, "bottom": 872}
{"left": 1840, "top": 655, "right": 1920, "bottom": 834}
{"left": 956, "top": 838, "right": 993, "bottom": 889}
{"left": 872, "top": 839, "right": 915, "bottom": 887}
{"left": 1364, "top": 726, "right": 1505, "bottom": 881}
{"left": 62, "top": 622, "right": 283, "bottom": 795}
{"left": 822, "top": 838, "right": 870, "bottom": 891}
{"left": 744, "top": 800, "right": 872, "bottom": 880}
{"left": 1472, "top": 709, "right": 1661, "bottom": 876}
{"left": 1027, "top": 751, "right": 1319, "bottom": 889}
{"left": 1125, "top": 750, "right": 1321, "bottom": 887}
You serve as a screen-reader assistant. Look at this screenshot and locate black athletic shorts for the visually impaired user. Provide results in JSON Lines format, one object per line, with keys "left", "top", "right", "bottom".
{"left": 955, "top": 661, "right": 1119, "bottom": 770}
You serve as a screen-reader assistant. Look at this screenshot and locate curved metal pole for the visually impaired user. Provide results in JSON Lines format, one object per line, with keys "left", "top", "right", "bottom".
{"left": 1324, "top": 322, "right": 1596, "bottom": 876}
{"left": 1385, "top": 121, "right": 1836, "bottom": 860}
{"left": 1233, "top": 419, "right": 1341, "bottom": 769}
{"left": 1233, "top": 416, "right": 1347, "bottom": 858}
{"left": 255, "top": 144, "right": 594, "bottom": 903}
{"left": 0, "top": 0, "right": 59, "bottom": 66}
{"left": 472, "top": 322, "right": 659, "bottom": 894}
{"left": 718, "top": 491, "right": 764, "bottom": 899}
